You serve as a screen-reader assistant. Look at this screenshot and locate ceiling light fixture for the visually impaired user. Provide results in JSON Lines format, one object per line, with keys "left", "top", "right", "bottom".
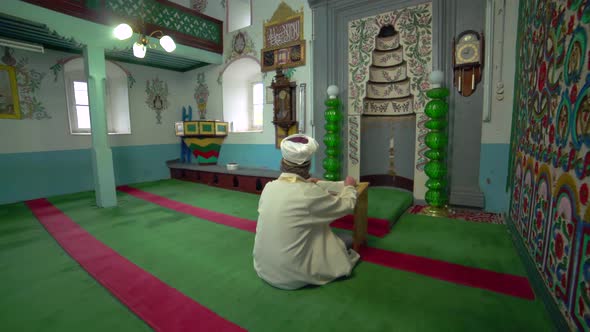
{"left": 113, "top": 23, "right": 176, "bottom": 58}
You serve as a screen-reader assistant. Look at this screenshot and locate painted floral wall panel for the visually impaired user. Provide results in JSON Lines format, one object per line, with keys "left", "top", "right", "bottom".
{"left": 509, "top": 1, "right": 590, "bottom": 329}
{"left": 347, "top": 2, "right": 431, "bottom": 194}
{"left": 348, "top": 3, "right": 432, "bottom": 117}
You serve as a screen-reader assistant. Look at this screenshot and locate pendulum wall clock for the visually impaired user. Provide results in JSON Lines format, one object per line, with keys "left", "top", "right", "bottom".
{"left": 452, "top": 30, "right": 484, "bottom": 97}
{"left": 270, "top": 68, "right": 297, "bottom": 148}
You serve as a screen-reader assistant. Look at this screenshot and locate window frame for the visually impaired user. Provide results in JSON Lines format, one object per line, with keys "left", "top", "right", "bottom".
{"left": 249, "top": 81, "right": 264, "bottom": 132}
{"left": 64, "top": 59, "right": 130, "bottom": 136}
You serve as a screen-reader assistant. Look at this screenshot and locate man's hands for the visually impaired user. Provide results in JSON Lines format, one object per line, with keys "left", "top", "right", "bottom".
{"left": 344, "top": 176, "right": 357, "bottom": 187}
{"left": 308, "top": 176, "right": 356, "bottom": 186}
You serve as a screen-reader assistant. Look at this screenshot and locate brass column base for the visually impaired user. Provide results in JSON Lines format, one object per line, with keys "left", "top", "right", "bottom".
{"left": 422, "top": 205, "right": 450, "bottom": 217}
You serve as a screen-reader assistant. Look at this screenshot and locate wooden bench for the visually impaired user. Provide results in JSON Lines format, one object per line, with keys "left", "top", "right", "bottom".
{"left": 167, "top": 160, "right": 280, "bottom": 194}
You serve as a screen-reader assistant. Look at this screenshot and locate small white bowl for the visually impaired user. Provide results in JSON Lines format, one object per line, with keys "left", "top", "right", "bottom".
{"left": 227, "top": 163, "right": 239, "bottom": 171}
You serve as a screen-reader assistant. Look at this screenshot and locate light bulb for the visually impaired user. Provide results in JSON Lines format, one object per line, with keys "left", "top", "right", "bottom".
{"left": 114, "top": 23, "right": 133, "bottom": 40}
{"left": 159, "top": 35, "right": 176, "bottom": 52}
{"left": 133, "top": 42, "right": 146, "bottom": 58}
{"left": 327, "top": 85, "right": 339, "bottom": 99}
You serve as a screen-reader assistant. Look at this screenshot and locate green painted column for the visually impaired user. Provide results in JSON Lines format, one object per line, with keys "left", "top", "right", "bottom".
{"left": 423, "top": 71, "right": 449, "bottom": 217}
{"left": 323, "top": 85, "right": 341, "bottom": 181}
{"left": 83, "top": 45, "right": 117, "bottom": 207}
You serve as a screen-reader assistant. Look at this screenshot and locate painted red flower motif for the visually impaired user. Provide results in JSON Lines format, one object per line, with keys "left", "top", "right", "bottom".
{"left": 549, "top": 125, "right": 556, "bottom": 144}
{"left": 536, "top": 211, "right": 543, "bottom": 229}
{"left": 555, "top": 232, "right": 565, "bottom": 260}
{"left": 579, "top": 296, "right": 586, "bottom": 317}
{"left": 552, "top": 12, "right": 560, "bottom": 27}
{"left": 571, "top": 84, "right": 579, "bottom": 103}
{"left": 568, "top": 149, "right": 577, "bottom": 171}
{"left": 560, "top": 273, "right": 567, "bottom": 288}
{"left": 538, "top": 62, "right": 547, "bottom": 91}
{"left": 535, "top": 162, "right": 539, "bottom": 174}
{"left": 580, "top": 183, "right": 589, "bottom": 205}
{"left": 567, "top": 223, "right": 574, "bottom": 237}
{"left": 568, "top": 15, "right": 575, "bottom": 34}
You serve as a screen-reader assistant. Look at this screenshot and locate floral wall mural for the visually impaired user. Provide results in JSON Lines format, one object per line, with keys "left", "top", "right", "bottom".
{"left": 0, "top": 47, "right": 48, "bottom": 120}
{"left": 194, "top": 72, "right": 209, "bottom": 119}
{"left": 509, "top": 1, "right": 590, "bottom": 330}
{"left": 50, "top": 56, "right": 136, "bottom": 88}
{"left": 145, "top": 77, "right": 169, "bottom": 124}
{"left": 217, "top": 31, "right": 257, "bottom": 84}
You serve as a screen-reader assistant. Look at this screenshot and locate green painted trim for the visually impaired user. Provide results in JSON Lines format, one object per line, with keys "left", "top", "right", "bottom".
{"left": 504, "top": 214, "right": 569, "bottom": 331}
{"left": 181, "top": 62, "right": 209, "bottom": 72}
{"left": 104, "top": 54, "right": 191, "bottom": 72}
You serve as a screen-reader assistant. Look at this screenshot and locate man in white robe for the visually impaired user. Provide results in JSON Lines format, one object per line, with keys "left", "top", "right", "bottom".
{"left": 253, "top": 134, "right": 360, "bottom": 290}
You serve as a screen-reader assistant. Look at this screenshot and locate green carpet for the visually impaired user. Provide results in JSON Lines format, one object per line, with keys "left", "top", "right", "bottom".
{"left": 132, "top": 180, "right": 526, "bottom": 275}
{"left": 0, "top": 203, "right": 150, "bottom": 332}
{"left": 40, "top": 185, "right": 554, "bottom": 332}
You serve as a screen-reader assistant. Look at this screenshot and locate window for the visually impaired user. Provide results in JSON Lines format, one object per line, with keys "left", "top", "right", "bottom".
{"left": 222, "top": 57, "right": 263, "bottom": 132}
{"left": 64, "top": 58, "right": 131, "bottom": 135}
{"left": 72, "top": 81, "right": 91, "bottom": 130}
{"left": 251, "top": 82, "right": 263, "bottom": 130}
{"left": 227, "top": 0, "right": 251, "bottom": 32}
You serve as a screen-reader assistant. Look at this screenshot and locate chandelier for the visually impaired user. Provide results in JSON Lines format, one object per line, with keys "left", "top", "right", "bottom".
{"left": 113, "top": 23, "right": 176, "bottom": 58}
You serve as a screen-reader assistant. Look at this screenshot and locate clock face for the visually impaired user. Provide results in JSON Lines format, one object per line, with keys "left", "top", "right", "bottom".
{"left": 455, "top": 33, "right": 480, "bottom": 65}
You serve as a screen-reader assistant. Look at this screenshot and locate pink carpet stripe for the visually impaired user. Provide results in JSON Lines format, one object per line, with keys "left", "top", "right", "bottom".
{"left": 359, "top": 247, "right": 535, "bottom": 300}
{"left": 118, "top": 186, "right": 257, "bottom": 233}
{"left": 118, "top": 186, "right": 388, "bottom": 237}
{"left": 119, "top": 186, "right": 536, "bottom": 300}
{"left": 25, "top": 198, "right": 246, "bottom": 332}
{"left": 330, "top": 215, "right": 391, "bottom": 237}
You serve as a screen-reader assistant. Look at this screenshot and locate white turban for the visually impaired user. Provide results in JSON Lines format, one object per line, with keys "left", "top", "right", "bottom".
{"left": 280, "top": 134, "right": 319, "bottom": 165}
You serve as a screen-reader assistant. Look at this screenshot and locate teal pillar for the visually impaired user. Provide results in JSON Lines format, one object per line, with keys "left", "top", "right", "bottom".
{"left": 83, "top": 45, "right": 117, "bottom": 207}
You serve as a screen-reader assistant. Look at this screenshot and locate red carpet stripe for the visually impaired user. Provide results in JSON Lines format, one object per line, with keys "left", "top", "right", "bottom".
{"left": 358, "top": 247, "right": 535, "bottom": 300}
{"left": 119, "top": 186, "right": 536, "bottom": 300}
{"left": 118, "top": 186, "right": 388, "bottom": 237}
{"left": 118, "top": 186, "right": 257, "bottom": 233}
{"left": 25, "top": 198, "right": 246, "bottom": 332}
{"left": 331, "top": 214, "right": 391, "bottom": 237}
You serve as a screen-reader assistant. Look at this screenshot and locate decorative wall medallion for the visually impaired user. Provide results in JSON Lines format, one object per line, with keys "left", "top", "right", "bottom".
{"left": 233, "top": 32, "right": 246, "bottom": 54}
{"left": 225, "top": 31, "right": 256, "bottom": 63}
{"left": 145, "top": 77, "right": 169, "bottom": 124}
{"left": 191, "top": 0, "right": 207, "bottom": 12}
{"left": 218, "top": 31, "right": 257, "bottom": 84}
{"left": 194, "top": 72, "right": 209, "bottom": 119}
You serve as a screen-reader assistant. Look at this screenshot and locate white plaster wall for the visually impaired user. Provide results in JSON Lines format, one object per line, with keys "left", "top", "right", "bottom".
{"left": 481, "top": 0, "right": 519, "bottom": 144}
{"left": 184, "top": 0, "right": 313, "bottom": 145}
{"left": 0, "top": 48, "right": 188, "bottom": 153}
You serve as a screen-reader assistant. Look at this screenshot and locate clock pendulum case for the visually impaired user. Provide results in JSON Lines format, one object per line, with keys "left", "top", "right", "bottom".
{"left": 452, "top": 30, "right": 484, "bottom": 97}
{"left": 270, "top": 68, "right": 298, "bottom": 148}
